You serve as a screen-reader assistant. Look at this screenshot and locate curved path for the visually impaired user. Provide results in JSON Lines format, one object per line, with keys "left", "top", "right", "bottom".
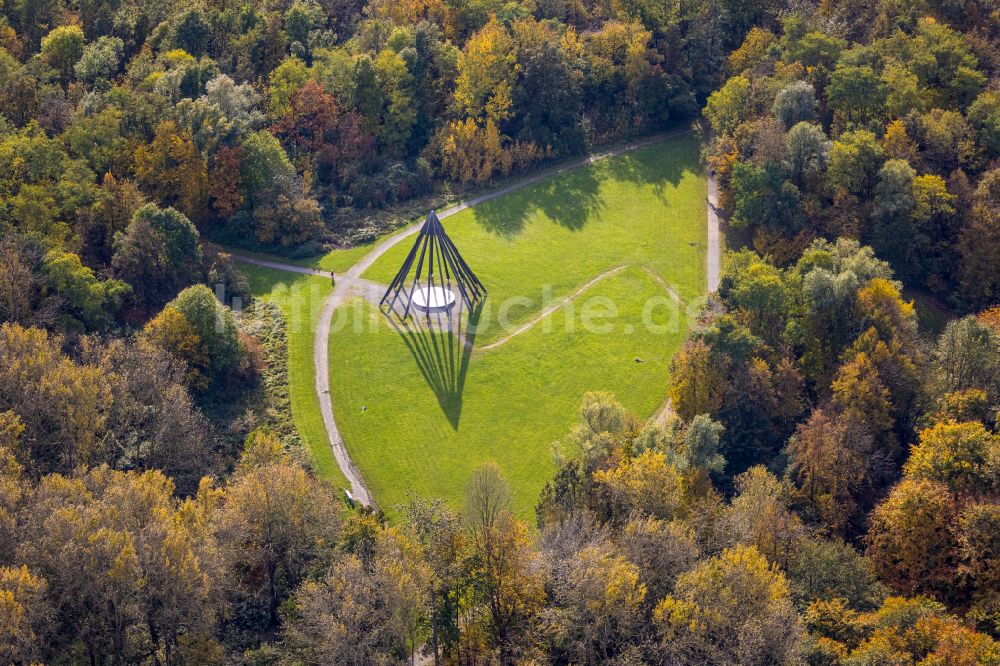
{"left": 478, "top": 266, "right": 629, "bottom": 352}
{"left": 230, "top": 128, "right": 720, "bottom": 508}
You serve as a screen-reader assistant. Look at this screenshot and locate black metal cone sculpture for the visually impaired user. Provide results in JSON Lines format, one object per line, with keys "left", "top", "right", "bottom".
{"left": 379, "top": 211, "right": 487, "bottom": 319}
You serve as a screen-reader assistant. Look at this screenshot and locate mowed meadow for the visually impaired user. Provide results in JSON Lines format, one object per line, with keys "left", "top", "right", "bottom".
{"left": 326, "top": 135, "right": 708, "bottom": 517}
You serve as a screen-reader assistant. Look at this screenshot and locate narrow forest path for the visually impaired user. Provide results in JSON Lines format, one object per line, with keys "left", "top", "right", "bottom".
{"left": 230, "top": 127, "right": 718, "bottom": 508}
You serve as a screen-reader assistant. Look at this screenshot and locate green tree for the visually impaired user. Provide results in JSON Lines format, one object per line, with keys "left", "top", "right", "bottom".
{"left": 284, "top": 1, "right": 324, "bottom": 58}
{"left": 239, "top": 130, "right": 295, "bottom": 206}
{"left": 881, "top": 61, "right": 923, "bottom": 119}
{"left": 173, "top": 9, "right": 212, "bottom": 58}
{"left": 871, "top": 158, "right": 919, "bottom": 280}
{"left": 967, "top": 91, "right": 1000, "bottom": 158}
{"left": 704, "top": 75, "right": 749, "bottom": 135}
{"left": 112, "top": 204, "right": 203, "bottom": 309}
{"left": 40, "top": 25, "right": 84, "bottom": 86}
{"left": 63, "top": 107, "right": 127, "bottom": 178}
{"left": 934, "top": 315, "right": 1000, "bottom": 398}
{"left": 42, "top": 249, "right": 129, "bottom": 331}
{"left": 74, "top": 36, "right": 123, "bottom": 85}
{"left": 783, "top": 122, "right": 829, "bottom": 190}
{"left": 168, "top": 284, "right": 242, "bottom": 379}
{"left": 959, "top": 170, "right": 1000, "bottom": 308}
{"left": 374, "top": 47, "right": 416, "bottom": 154}
{"left": 772, "top": 81, "right": 817, "bottom": 128}
{"left": 268, "top": 56, "right": 311, "bottom": 118}
{"left": 682, "top": 414, "right": 726, "bottom": 473}
{"left": 827, "top": 65, "right": 885, "bottom": 125}
{"left": 827, "top": 130, "right": 885, "bottom": 198}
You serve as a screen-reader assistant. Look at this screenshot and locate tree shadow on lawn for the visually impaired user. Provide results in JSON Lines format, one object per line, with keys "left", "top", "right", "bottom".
{"left": 601, "top": 148, "right": 699, "bottom": 204}
{"left": 469, "top": 144, "right": 700, "bottom": 239}
{"left": 385, "top": 303, "right": 480, "bottom": 429}
{"left": 470, "top": 162, "right": 603, "bottom": 239}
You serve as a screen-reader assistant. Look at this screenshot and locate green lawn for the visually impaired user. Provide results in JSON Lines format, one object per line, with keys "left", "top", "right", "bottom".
{"left": 243, "top": 135, "right": 706, "bottom": 517}
{"left": 326, "top": 135, "right": 707, "bottom": 517}
{"left": 363, "top": 136, "right": 707, "bottom": 346}
{"left": 328, "top": 268, "right": 691, "bottom": 518}
{"left": 228, "top": 243, "right": 375, "bottom": 274}
{"left": 243, "top": 266, "right": 348, "bottom": 488}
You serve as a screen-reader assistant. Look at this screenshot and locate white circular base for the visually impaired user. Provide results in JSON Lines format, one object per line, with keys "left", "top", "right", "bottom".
{"left": 412, "top": 286, "right": 456, "bottom": 312}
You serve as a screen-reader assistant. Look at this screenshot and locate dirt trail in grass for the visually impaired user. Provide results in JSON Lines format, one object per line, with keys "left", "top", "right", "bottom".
{"left": 475, "top": 263, "right": 688, "bottom": 353}
{"left": 231, "top": 128, "right": 715, "bottom": 508}
{"left": 477, "top": 265, "right": 628, "bottom": 352}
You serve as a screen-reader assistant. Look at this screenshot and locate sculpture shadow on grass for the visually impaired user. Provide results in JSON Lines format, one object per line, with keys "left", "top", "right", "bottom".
{"left": 386, "top": 302, "right": 481, "bottom": 429}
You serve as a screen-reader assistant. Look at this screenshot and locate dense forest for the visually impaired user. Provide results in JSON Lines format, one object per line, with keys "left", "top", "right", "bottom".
{"left": 0, "top": 0, "right": 998, "bottom": 662}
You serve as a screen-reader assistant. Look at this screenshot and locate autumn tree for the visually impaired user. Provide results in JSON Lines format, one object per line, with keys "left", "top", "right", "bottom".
{"left": 455, "top": 16, "right": 516, "bottom": 123}
{"left": 903, "top": 420, "right": 997, "bottom": 496}
{"left": 788, "top": 409, "right": 871, "bottom": 535}
{"left": 544, "top": 541, "right": 648, "bottom": 662}
{"left": 18, "top": 468, "right": 223, "bottom": 661}
{"left": 0, "top": 323, "right": 111, "bottom": 475}
{"left": 80, "top": 336, "right": 213, "bottom": 493}
{"left": 39, "top": 25, "right": 83, "bottom": 87}
{"left": 669, "top": 340, "right": 725, "bottom": 422}
{"left": 0, "top": 565, "right": 51, "bottom": 663}
{"left": 726, "top": 466, "right": 805, "bottom": 569}
{"left": 704, "top": 75, "right": 750, "bottom": 135}
{"left": 866, "top": 478, "right": 960, "bottom": 601}
{"left": 207, "top": 145, "right": 245, "bottom": 220}
{"left": 214, "top": 431, "right": 342, "bottom": 630}
{"left": 133, "top": 120, "right": 209, "bottom": 225}
{"left": 463, "top": 463, "right": 544, "bottom": 664}
{"left": 654, "top": 545, "right": 802, "bottom": 664}
{"left": 594, "top": 450, "right": 686, "bottom": 521}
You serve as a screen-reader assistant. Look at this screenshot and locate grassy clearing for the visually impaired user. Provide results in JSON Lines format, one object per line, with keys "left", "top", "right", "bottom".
{"left": 224, "top": 244, "right": 375, "bottom": 274}
{"left": 363, "top": 136, "right": 707, "bottom": 346}
{"left": 241, "top": 133, "right": 706, "bottom": 517}
{"left": 243, "top": 265, "right": 348, "bottom": 487}
{"left": 328, "top": 268, "right": 691, "bottom": 518}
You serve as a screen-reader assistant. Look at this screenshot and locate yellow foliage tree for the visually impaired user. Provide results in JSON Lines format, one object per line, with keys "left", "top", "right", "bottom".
{"left": 594, "top": 450, "right": 685, "bottom": 520}
{"left": 455, "top": 16, "right": 516, "bottom": 123}
{"left": 669, "top": 340, "right": 725, "bottom": 422}
{"left": 134, "top": 120, "right": 208, "bottom": 224}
